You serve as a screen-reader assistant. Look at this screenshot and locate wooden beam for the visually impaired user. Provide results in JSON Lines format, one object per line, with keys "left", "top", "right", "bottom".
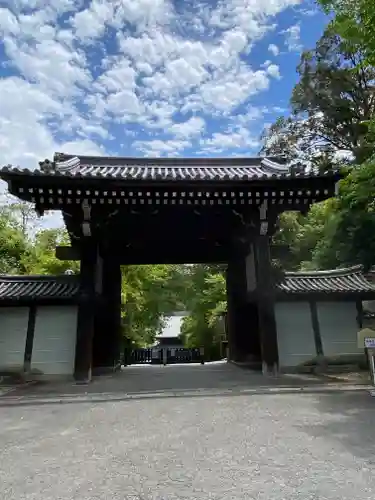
{"left": 56, "top": 246, "right": 81, "bottom": 261}
{"left": 56, "top": 241, "right": 288, "bottom": 265}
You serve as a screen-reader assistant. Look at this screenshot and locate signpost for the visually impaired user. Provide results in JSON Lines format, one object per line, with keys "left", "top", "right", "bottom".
{"left": 364, "top": 337, "right": 375, "bottom": 349}
{"left": 365, "top": 336, "right": 375, "bottom": 386}
{"left": 357, "top": 328, "right": 375, "bottom": 392}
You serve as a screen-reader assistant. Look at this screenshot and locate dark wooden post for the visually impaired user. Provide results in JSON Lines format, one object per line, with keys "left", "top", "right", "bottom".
{"left": 226, "top": 262, "right": 239, "bottom": 362}
{"left": 254, "top": 233, "right": 279, "bottom": 375}
{"left": 226, "top": 260, "right": 248, "bottom": 362}
{"left": 74, "top": 237, "right": 99, "bottom": 383}
{"left": 93, "top": 260, "right": 122, "bottom": 374}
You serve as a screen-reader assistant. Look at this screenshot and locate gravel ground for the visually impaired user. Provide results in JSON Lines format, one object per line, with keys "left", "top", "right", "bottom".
{"left": 1, "top": 363, "right": 375, "bottom": 500}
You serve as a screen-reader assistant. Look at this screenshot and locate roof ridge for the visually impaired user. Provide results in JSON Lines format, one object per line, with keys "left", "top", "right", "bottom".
{"left": 54, "top": 152, "right": 287, "bottom": 168}
{"left": 0, "top": 274, "right": 79, "bottom": 282}
{"left": 284, "top": 265, "right": 364, "bottom": 278}
{"left": 0, "top": 156, "right": 342, "bottom": 181}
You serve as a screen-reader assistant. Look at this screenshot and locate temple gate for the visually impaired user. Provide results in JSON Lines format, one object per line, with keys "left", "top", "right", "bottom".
{"left": 0, "top": 153, "right": 340, "bottom": 382}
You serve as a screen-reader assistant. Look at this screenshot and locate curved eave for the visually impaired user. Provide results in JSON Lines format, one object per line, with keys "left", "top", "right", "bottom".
{"left": 0, "top": 164, "right": 343, "bottom": 184}
{"left": 276, "top": 265, "right": 375, "bottom": 300}
{"left": 0, "top": 274, "right": 80, "bottom": 304}
{"left": 275, "top": 290, "right": 375, "bottom": 301}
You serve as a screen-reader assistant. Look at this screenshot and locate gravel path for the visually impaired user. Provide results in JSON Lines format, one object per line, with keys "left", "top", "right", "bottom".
{"left": 1, "top": 363, "right": 375, "bottom": 500}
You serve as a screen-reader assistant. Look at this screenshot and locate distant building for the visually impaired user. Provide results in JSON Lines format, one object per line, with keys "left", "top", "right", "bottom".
{"left": 151, "top": 315, "right": 186, "bottom": 361}
{"left": 153, "top": 315, "right": 185, "bottom": 348}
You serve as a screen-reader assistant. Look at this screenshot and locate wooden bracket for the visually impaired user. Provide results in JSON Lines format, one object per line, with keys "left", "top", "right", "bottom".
{"left": 81, "top": 199, "right": 91, "bottom": 237}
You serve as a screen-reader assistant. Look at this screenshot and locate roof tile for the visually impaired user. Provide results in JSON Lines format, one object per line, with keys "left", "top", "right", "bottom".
{"left": 278, "top": 265, "right": 375, "bottom": 295}
{"left": 1, "top": 266, "right": 372, "bottom": 304}
{"left": 0, "top": 153, "right": 340, "bottom": 182}
{"left": 0, "top": 275, "right": 79, "bottom": 302}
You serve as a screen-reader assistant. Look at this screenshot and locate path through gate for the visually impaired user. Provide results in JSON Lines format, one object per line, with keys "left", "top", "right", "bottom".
{"left": 123, "top": 347, "right": 204, "bottom": 366}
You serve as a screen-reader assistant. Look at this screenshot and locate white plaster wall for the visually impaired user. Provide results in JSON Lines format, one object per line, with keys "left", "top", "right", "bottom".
{"left": 275, "top": 302, "right": 316, "bottom": 367}
{"left": 317, "top": 302, "right": 362, "bottom": 357}
{"left": 31, "top": 305, "right": 78, "bottom": 375}
{"left": 0, "top": 307, "right": 29, "bottom": 371}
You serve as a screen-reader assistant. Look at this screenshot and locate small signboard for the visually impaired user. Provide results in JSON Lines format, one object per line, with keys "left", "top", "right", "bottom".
{"left": 357, "top": 328, "right": 375, "bottom": 348}
{"left": 365, "top": 337, "right": 375, "bottom": 349}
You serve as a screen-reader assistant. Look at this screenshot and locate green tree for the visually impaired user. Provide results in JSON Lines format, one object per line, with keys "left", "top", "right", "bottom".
{"left": 319, "top": 0, "right": 375, "bottom": 65}
{"left": 121, "top": 264, "right": 191, "bottom": 347}
{"left": 180, "top": 265, "right": 226, "bottom": 360}
{"left": 261, "top": 27, "right": 375, "bottom": 166}
{"left": 23, "top": 228, "right": 80, "bottom": 275}
{"left": 272, "top": 200, "right": 339, "bottom": 271}
{"left": 0, "top": 207, "right": 31, "bottom": 274}
{"left": 318, "top": 0, "right": 375, "bottom": 141}
{"left": 316, "top": 160, "right": 375, "bottom": 270}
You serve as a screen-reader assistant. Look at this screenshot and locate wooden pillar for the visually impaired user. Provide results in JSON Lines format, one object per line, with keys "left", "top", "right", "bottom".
{"left": 226, "top": 260, "right": 248, "bottom": 362}
{"left": 93, "top": 260, "right": 122, "bottom": 373}
{"left": 226, "top": 263, "right": 238, "bottom": 362}
{"left": 74, "top": 238, "right": 99, "bottom": 383}
{"left": 254, "top": 234, "right": 279, "bottom": 374}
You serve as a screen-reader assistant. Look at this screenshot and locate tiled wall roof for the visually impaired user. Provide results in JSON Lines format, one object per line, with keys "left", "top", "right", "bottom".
{"left": 278, "top": 265, "right": 375, "bottom": 296}
{"left": 0, "top": 274, "right": 79, "bottom": 302}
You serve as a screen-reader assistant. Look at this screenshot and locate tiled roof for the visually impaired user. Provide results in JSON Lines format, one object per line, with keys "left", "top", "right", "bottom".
{"left": 0, "top": 153, "right": 340, "bottom": 182}
{"left": 0, "top": 275, "right": 79, "bottom": 302}
{"left": 2, "top": 266, "right": 371, "bottom": 304}
{"left": 278, "top": 265, "right": 375, "bottom": 296}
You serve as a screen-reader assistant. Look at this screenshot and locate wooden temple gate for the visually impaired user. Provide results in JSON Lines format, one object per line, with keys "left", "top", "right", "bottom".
{"left": 0, "top": 154, "right": 340, "bottom": 382}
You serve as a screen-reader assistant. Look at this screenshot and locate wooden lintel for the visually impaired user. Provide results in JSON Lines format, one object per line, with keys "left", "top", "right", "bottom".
{"left": 56, "top": 246, "right": 81, "bottom": 261}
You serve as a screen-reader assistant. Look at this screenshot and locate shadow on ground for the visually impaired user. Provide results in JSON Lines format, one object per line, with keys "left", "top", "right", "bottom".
{"left": 0, "top": 361, "right": 371, "bottom": 408}
{"left": 299, "top": 391, "right": 375, "bottom": 460}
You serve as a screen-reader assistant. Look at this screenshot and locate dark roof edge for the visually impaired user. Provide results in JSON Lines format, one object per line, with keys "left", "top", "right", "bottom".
{"left": 284, "top": 265, "right": 364, "bottom": 278}
{"left": 0, "top": 274, "right": 79, "bottom": 283}
{"left": 54, "top": 152, "right": 288, "bottom": 167}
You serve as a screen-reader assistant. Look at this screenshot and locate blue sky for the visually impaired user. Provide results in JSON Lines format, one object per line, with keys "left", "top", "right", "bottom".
{"left": 0, "top": 0, "right": 329, "bottom": 170}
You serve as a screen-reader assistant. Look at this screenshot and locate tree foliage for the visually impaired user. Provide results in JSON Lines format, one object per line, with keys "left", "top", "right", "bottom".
{"left": 121, "top": 264, "right": 188, "bottom": 347}
{"left": 0, "top": 207, "right": 30, "bottom": 274}
{"left": 261, "top": 27, "right": 375, "bottom": 166}
{"left": 325, "top": 161, "right": 375, "bottom": 270}
{"left": 179, "top": 265, "right": 226, "bottom": 360}
{"left": 319, "top": 0, "right": 375, "bottom": 65}
{"left": 261, "top": 10, "right": 375, "bottom": 279}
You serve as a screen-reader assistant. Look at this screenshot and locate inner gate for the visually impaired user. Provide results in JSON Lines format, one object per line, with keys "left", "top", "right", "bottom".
{"left": 0, "top": 153, "right": 340, "bottom": 382}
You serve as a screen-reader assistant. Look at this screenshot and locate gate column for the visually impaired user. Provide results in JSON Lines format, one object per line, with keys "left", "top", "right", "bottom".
{"left": 226, "top": 250, "right": 261, "bottom": 364}
{"left": 74, "top": 238, "right": 100, "bottom": 383}
{"left": 93, "top": 260, "right": 122, "bottom": 373}
{"left": 226, "top": 259, "right": 250, "bottom": 362}
{"left": 226, "top": 261, "right": 240, "bottom": 362}
{"left": 254, "top": 215, "right": 279, "bottom": 375}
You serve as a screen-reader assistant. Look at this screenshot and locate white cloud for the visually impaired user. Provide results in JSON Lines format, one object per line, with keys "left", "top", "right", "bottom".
{"left": 0, "top": 77, "right": 102, "bottom": 169}
{"left": 282, "top": 23, "right": 302, "bottom": 52}
{"left": 268, "top": 43, "right": 280, "bottom": 56}
{"left": 0, "top": 0, "right": 304, "bottom": 222}
{"left": 133, "top": 139, "right": 191, "bottom": 156}
{"left": 200, "top": 126, "right": 260, "bottom": 154}
{"left": 267, "top": 64, "right": 282, "bottom": 80}
{"left": 71, "top": 1, "right": 114, "bottom": 42}
{"left": 71, "top": 0, "right": 172, "bottom": 41}
{"left": 169, "top": 117, "right": 206, "bottom": 138}
{"left": 3, "top": 37, "right": 91, "bottom": 98}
